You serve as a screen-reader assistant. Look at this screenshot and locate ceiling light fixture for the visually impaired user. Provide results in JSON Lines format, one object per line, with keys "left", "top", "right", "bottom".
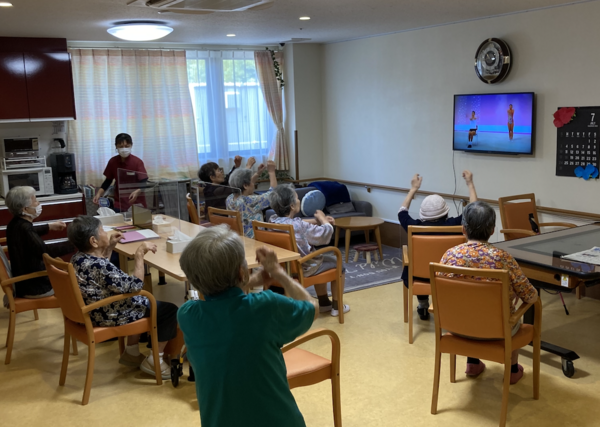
{"left": 107, "top": 21, "right": 173, "bottom": 41}
{"left": 0, "top": 2, "right": 13, "bottom": 6}
{"left": 227, "top": 34, "right": 236, "bottom": 37}
{"left": 299, "top": 16, "right": 310, "bottom": 20}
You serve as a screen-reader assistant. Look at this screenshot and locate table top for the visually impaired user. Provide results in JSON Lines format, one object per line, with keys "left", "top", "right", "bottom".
{"left": 494, "top": 223, "right": 600, "bottom": 280}
{"left": 335, "top": 216, "right": 384, "bottom": 228}
{"left": 113, "top": 219, "right": 300, "bottom": 281}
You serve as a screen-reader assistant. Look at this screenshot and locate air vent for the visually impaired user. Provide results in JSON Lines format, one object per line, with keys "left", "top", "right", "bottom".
{"left": 130, "top": 0, "right": 273, "bottom": 13}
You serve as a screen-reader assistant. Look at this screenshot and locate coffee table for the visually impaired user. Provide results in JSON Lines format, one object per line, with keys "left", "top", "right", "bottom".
{"left": 334, "top": 217, "right": 384, "bottom": 263}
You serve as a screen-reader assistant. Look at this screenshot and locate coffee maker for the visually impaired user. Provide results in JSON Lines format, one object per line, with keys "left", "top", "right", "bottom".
{"left": 48, "top": 153, "right": 78, "bottom": 194}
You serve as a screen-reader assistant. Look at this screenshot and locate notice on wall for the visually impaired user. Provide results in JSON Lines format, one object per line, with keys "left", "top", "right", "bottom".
{"left": 556, "top": 106, "right": 600, "bottom": 177}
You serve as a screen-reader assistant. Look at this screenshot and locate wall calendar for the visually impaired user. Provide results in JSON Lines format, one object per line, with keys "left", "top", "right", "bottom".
{"left": 556, "top": 106, "right": 600, "bottom": 177}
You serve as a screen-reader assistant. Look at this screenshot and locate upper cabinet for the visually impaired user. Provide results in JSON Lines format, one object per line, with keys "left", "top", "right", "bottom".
{"left": 0, "top": 37, "right": 76, "bottom": 122}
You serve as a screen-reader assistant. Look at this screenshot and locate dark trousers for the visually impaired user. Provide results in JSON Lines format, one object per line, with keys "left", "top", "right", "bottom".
{"left": 402, "top": 267, "right": 429, "bottom": 301}
{"left": 144, "top": 301, "right": 178, "bottom": 343}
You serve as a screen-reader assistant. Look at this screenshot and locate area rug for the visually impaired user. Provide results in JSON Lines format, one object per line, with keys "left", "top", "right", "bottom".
{"left": 308, "top": 244, "right": 403, "bottom": 295}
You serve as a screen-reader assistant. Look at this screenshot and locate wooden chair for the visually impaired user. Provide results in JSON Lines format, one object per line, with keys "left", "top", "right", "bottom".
{"left": 402, "top": 226, "right": 465, "bottom": 344}
{"left": 498, "top": 193, "right": 576, "bottom": 241}
{"left": 252, "top": 221, "right": 345, "bottom": 324}
{"left": 43, "top": 254, "right": 163, "bottom": 405}
{"left": 186, "top": 193, "right": 200, "bottom": 225}
{"left": 283, "top": 328, "right": 342, "bottom": 427}
{"left": 429, "top": 263, "right": 542, "bottom": 427}
{"left": 0, "top": 238, "right": 77, "bottom": 364}
{"left": 208, "top": 207, "right": 243, "bottom": 235}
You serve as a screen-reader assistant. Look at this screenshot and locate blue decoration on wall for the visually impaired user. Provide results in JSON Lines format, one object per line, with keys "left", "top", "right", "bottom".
{"left": 574, "top": 163, "right": 599, "bottom": 180}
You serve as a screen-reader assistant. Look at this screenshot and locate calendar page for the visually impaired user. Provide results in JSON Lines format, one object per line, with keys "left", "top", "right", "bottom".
{"left": 556, "top": 106, "right": 600, "bottom": 177}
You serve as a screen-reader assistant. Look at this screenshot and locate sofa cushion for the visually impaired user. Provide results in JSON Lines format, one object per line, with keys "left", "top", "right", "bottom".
{"left": 326, "top": 201, "right": 356, "bottom": 214}
{"left": 310, "top": 181, "right": 351, "bottom": 206}
{"left": 301, "top": 190, "right": 326, "bottom": 217}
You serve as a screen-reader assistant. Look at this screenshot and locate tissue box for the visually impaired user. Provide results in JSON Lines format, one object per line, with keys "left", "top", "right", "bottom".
{"left": 166, "top": 240, "right": 190, "bottom": 254}
{"left": 94, "top": 213, "right": 125, "bottom": 225}
{"left": 152, "top": 222, "right": 172, "bottom": 234}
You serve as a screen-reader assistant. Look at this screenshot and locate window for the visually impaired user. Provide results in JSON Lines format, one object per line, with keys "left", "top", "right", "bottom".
{"left": 186, "top": 51, "right": 275, "bottom": 163}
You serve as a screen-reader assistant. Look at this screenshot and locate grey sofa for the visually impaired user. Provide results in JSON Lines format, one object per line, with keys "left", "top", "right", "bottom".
{"left": 264, "top": 185, "right": 372, "bottom": 222}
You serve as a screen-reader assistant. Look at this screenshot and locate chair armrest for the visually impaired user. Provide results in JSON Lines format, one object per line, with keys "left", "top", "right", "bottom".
{"left": 539, "top": 222, "right": 577, "bottom": 229}
{"left": 82, "top": 289, "right": 156, "bottom": 313}
{"left": 402, "top": 245, "right": 408, "bottom": 266}
{"left": 282, "top": 328, "right": 341, "bottom": 366}
{"left": 1, "top": 271, "right": 48, "bottom": 290}
{"left": 509, "top": 301, "right": 534, "bottom": 326}
{"left": 352, "top": 201, "right": 372, "bottom": 217}
{"left": 297, "top": 246, "right": 342, "bottom": 266}
{"left": 500, "top": 229, "right": 536, "bottom": 237}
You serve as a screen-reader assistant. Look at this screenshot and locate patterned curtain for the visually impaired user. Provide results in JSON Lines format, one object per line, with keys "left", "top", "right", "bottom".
{"left": 68, "top": 49, "right": 199, "bottom": 186}
{"left": 254, "top": 51, "right": 289, "bottom": 170}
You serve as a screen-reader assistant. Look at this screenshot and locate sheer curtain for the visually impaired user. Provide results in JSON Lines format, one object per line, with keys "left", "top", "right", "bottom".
{"left": 186, "top": 50, "right": 275, "bottom": 170}
{"left": 68, "top": 49, "right": 199, "bottom": 186}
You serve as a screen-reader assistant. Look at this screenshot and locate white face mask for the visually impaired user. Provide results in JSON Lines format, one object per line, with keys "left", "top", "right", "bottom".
{"left": 118, "top": 148, "right": 131, "bottom": 158}
{"left": 23, "top": 204, "right": 42, "bottom": 219}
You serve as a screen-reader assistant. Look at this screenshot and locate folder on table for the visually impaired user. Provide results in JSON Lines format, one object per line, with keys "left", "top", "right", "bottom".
{"left": 119, "top": 229, "right": 160, "bottom": 244}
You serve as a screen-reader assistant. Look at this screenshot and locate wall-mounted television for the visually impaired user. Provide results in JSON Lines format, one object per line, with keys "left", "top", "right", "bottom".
{"left": 453, "top": 92, "right": 535, "bottom": 155}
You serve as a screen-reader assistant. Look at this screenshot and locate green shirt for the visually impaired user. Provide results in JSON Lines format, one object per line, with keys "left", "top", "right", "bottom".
{"left": 177, "top": 287, "right": 315, "bottom": 427}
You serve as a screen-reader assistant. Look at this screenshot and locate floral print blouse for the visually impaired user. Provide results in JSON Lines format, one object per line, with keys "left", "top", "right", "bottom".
{"left": 71, "top": 252, "right": 148, "bottom": 327}
{"left": 439, "top": 242, "right": 537, "bottom": 314}
{"left": 226, "top": 190, "right": 272, "bottom": 238}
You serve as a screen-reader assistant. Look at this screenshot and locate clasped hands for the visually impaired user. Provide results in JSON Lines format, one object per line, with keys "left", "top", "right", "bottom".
{"left": 246, "top": 247, "right": 286, "bottom": 289}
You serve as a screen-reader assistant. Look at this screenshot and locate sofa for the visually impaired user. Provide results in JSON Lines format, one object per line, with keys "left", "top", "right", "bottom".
{"left": 264, "top": 185, "right": 373, "bottom": 222}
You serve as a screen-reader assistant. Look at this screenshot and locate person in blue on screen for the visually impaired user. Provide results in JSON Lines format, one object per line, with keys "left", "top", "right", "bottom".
{"left": 507, "top": 104, "right": 515, "bottom": 141}
{"left": 467, "top": 111, "right": 478, "bottom": 143}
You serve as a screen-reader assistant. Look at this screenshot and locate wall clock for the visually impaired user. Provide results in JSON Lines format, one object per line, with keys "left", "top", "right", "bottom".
{"left": 474, "top": 38, "right": 512, "bottom": 84}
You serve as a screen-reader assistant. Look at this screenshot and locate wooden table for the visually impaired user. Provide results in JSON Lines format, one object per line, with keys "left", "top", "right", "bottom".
{"left": 334, "top": 217, "right": 384, "bottom": 263}
{"left": 112, "top": 219, "right": 300, "bottom": 291}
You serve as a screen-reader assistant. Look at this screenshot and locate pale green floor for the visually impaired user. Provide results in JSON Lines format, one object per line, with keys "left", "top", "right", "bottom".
{"left": 1, "top": 277, "right": 600, "bottom": 426}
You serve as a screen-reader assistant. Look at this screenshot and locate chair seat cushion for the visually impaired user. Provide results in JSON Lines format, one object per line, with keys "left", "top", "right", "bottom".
{"left": 14, "top": 295, "right": 60, "bottom": 313}
{"left": 354, "top": 243, "right": 378, "bottom": 251}
{"left": 65, "top": 317, "right": 153, "bottom": 344}
{"left": 412, "top": 280, "right": 431, "bottom": 296}
{"left": 284, "top": 348, "right": 331, "bottom": 380}
{"left": 439, "top": 324, "right": 535, "bottom": 364}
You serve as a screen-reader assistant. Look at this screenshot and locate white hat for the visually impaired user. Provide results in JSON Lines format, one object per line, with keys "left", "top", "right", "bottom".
{"left": 419, "top": 195, "right": 450, "bottom": 221}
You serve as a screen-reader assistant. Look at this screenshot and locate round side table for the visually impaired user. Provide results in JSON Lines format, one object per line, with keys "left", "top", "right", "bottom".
{"left": 334, "top": 217, "right": 384, "bottom": 263}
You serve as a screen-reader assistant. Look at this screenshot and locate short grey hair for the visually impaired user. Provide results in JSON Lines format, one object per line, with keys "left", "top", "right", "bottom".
{"left": 68, "top": 216, "right": 102, "bottom": 252}
{"left": 5, "top": 186, "right": 36, "bottom": 216}
{"left": 228, "top": 168, "right": 253, "bottom": 192}
{"left": 180, "top": 225, "right": 246, "bottom": 296}
{"left": 269, "top": 184, "right": 296, "bottom": 217}
{"left": 462, "top": 201, "right": 496, "bottom": 242}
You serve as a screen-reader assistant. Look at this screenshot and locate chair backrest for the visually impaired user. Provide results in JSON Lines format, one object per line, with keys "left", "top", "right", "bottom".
{"left": 186, "top": 194, "right": 200, "bottom": 225}
{"left": 252, "top": 221, "right": 299, "bottom": 275}
{"left": 43, "top": 254, "right": 87, "bottom": 324}
{"left": 208, "top": 207, "right": 243, "bottom": 235}
{"left": 429, "top": 263, "right": 512, "bottom": 340}
{"left": 408, "top": 226, "right": 466, "bottom": 281}
{"left": 498, "top": 193, "right": 538, "bottom": 241}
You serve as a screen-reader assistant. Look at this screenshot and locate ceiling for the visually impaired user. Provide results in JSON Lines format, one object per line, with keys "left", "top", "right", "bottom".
{"left": 0, "top": 0, "right": 591, "bottom": 46}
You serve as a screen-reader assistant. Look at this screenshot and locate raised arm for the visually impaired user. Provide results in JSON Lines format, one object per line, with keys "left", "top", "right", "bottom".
{"left": 400, "top": 174, "right": 422, "bottom": 211}
{"left": 462, "top": 170, "right": 477, "bottom": 203}
{"left": 267, "top": 160, "right": 277, "bottom": 189}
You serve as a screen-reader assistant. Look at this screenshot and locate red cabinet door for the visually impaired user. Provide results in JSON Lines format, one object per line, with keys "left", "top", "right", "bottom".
{"left": 24, "top": 51, "right": 76, "bottom": 120}
{"left": 0, "top": 52, "right": 30, "bottom": 120}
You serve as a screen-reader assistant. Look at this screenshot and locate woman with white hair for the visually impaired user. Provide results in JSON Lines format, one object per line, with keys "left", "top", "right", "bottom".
{"left": 226, "top": 160, "right": 278, "bottom": 238}
{"left": 5, "top": 186, "right": 73, "bottom": 298}
{"left": 398, "top": 171, "right": 477, "bottom": 320}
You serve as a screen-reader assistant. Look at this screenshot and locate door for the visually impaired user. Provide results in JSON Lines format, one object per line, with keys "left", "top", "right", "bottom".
{"left": 24, "top": 51, "right": 76, "bottom": 120}
{"left": 0, "top": 52, "right": 29, "bottom": 121}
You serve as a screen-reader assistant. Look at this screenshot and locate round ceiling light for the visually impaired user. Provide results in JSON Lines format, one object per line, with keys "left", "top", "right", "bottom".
{"left": 0, "top": 2, "right": 14, "bottom": 6}
{"left": 107, "top": 21, "right": 173, "bottom": 41}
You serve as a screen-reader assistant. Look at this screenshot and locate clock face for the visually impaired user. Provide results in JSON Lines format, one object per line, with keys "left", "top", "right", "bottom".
{"left": 474, "top": 38, "right": 511, "bottom": 84}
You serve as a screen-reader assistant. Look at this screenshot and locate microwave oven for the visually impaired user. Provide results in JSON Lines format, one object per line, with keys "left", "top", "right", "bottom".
{"left": 0, "top": 167, "right": 54, "bottom": 198}
{"left": 1, "top": 137, "right": 39, "bottom": 158}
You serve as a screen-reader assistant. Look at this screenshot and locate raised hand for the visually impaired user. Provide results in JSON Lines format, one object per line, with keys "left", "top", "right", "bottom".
{"left": 267, "top": 160, "right": 276, "bottom": 173}
{"left": 234, "top": 155, "right": 243, "bottom": 168}
{"left": 246, "top": 157, "right": 256, "bottom": 169}
{"left": 462, "top": 170, "right": 473, "bottom": 185}
{"left": 410, "top": 174, "right": 422, "bottom": 190}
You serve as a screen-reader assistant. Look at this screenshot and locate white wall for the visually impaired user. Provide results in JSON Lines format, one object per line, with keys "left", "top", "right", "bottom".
{"left": 320, "top": 1, "right": 600, "bottom": 232}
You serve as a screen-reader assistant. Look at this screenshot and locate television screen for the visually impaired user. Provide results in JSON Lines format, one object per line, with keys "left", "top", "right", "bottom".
{"left": 453, "top": 92, "right": 534, "bottom": 154}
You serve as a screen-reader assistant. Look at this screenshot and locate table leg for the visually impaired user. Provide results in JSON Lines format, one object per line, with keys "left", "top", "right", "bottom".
{"left": 334, "top": 226, "right": 340, "bottom": 248}
{"left": 345, "top": 229, "right": 351, "bottom": 264}
{"left": 364, "top": 230, "right": 370, "bottom": 243}
{"left": 374, "top": 226, "right": 383, "bottom": 260}
{"left": 119, "top": 254, "right": 129, "bottom": 274}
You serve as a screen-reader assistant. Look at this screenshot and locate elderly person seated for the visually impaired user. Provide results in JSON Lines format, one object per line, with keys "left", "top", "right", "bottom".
{"left": 67, "top": 216, "right": 178, "bottom": 379}
{"left": 268, "top": 184, "right": 350, "bottom": 317}
{"left": 226, "top": 160, "right": 277, "bottom": 238}
{"left": 178, "top": 225, "right": 318, "bottom": 427}
{"left": 198, "top": 155, "right": 256, "bottom": 210}
{"left": 399, "top": 171, "right": 478, "bottom": 320}
{"left": 439, "top": 201, "right": 538, "bottom": 384}
{"left": 5, "top": 186, "right": 73, "bottom": 299}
